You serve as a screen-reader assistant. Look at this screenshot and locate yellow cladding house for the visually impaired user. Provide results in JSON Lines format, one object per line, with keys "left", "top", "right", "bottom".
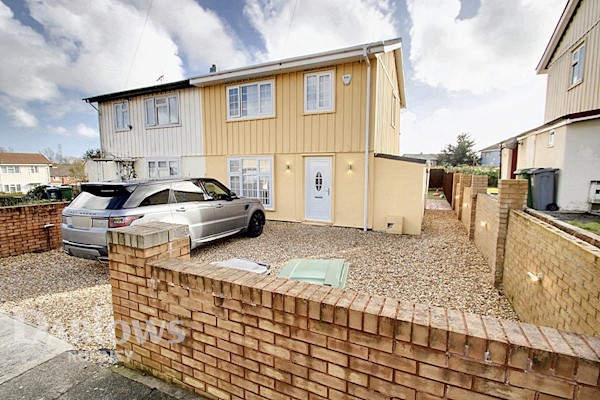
{"left": 83, "top": 39, "right": 426, "bottom": 234}
{"left": 191, "top": 39, "right": 425, "bottom": 234}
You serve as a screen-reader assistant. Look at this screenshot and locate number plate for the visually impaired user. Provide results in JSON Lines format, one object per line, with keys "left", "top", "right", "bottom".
{"left": 71, "top": 216, "right": 92, "bottom": 229}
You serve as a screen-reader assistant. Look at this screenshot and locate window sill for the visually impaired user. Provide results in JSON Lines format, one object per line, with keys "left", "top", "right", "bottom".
{"left": 568, "top": 80, "right": 583, "bottom": 91}
{"left": 226, "top": 115, "right": 275, "bottom": 123}
{"left": 303, "top": 109, "right": 335, "bottom": 116}
{"left": 145, "top": 123, "right": 182, "bottom": 130}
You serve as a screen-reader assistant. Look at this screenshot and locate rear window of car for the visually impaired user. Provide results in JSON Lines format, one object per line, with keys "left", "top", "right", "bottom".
{"left": 70, "top": 185, "right": 134, "bottom": 210}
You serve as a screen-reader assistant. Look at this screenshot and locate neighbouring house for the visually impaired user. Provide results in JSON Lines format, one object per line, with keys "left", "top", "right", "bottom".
{"left": 83, "top": 39, "right": 426, "bottom": 234}
{"left": 50, "top": 163, "right": 86, "bottom": 185}
{"left": 501, "top": 0, "right": 600, "bottom": 211}
{"left": 401, "top": 153, "right": 439, "bottom": 166}
{"left": 479, "top": 143, "right": 500, "bottom": 167}
{"left": 0, "top": 152, "right": 52, "bottom": 193}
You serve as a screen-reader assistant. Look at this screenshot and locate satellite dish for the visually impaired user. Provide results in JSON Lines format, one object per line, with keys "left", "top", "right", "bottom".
{"left": 505, "top": 138, "right": 518, "bottom": 149}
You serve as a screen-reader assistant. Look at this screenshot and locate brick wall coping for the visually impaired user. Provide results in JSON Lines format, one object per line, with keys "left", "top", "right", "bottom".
{"left": 145, "top": 256, "right": 600, "bottom": 385}
{"left": 525, "top": 209, "right": 600, "bottom": 249}
{"left": 0, "top": 201, "right": 67, "bottom": 210}
{"left": 107, "top": 222, "right": 188, "bottom": 249}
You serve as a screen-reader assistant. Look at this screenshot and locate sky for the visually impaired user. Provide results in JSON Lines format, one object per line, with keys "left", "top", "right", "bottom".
{"left": 0, "top": 0, "right": 566, "bottom": 158}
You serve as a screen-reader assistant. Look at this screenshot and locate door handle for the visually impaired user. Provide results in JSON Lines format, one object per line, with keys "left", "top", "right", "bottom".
{"left": 328, "top": 188, "right": 330, "bottom": 195}
{"left": 176, "top": 207, "right": 186, "bottom": 212}
{"left": 215, "top": 204, "right": 224, "bottom": 209}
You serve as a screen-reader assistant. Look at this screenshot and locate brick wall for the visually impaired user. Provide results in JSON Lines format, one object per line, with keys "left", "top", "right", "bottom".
{"left": 109, "top": 222, "right": 600, "bottom": 400}
{"left": 461, "top": 175, "right": 488, "bottom": 238}
{"left": 504, "top": 210, "right": 600, "bottom": 338}
{"left": 473, "top": 194, "right": 500, "bottom": 282}
{"left": 0, "top": 202, "right": 66, "bottom": 258}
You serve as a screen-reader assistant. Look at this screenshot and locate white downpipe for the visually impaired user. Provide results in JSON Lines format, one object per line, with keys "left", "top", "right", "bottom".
{"left": 363, "top": 47, "right": 371, "bottom": 232}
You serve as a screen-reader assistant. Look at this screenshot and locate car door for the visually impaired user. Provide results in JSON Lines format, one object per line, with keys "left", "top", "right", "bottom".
{"left": 201, "top": 179, "right": 248, "bottom": 234}
{"left": 170, "top": 181, "right": 215, "bottom": 242}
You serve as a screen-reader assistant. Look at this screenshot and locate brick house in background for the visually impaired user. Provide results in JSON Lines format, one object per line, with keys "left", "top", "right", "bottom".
{"left": 0, "top": 152, "right": 52, "bottom": 193}
{"left": 50, "top": 163, "right": 86, "bottom": 185}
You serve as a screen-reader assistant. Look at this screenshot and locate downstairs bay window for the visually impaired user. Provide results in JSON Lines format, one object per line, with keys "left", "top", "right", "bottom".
{"left": 228, "top": 157, "right": 273, "bottom": 209}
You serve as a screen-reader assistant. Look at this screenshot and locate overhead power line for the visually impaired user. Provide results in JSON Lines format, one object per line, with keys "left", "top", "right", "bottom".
{"left": 124, "top": 0, "right": 154, "bottom": 89}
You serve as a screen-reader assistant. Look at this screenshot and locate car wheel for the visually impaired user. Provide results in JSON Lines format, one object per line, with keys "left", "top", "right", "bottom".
{"left": 247, "top": 211, "right": 265, "bottom": 238}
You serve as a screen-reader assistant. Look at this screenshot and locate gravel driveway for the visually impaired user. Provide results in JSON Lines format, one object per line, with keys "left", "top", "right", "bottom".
{"left": 0, "top": 210, "right": 517, "bottom": 365}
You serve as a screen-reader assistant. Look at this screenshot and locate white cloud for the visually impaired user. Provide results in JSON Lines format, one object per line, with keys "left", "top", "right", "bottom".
{"left": 47, "top": 123, "right": 98, "bottom": 138}
{"left": 9, "top": 107, "right": 39, "bottom": 128}
{"left": 407, "top": 0, "right": 565, "bottom": 94}
{"left": 401, "top": 77, "right": 548, "bottom": 154}
{"left": 244, "top": 0, "right": 398, "bottom": 61}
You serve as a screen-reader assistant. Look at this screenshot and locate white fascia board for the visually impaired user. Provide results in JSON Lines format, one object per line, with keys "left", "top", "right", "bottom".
{"left": 191, "top": 39, "right": 402, "bottom": 87}
{"left": 536, "top": 0, "right": 579, "bottom": 74}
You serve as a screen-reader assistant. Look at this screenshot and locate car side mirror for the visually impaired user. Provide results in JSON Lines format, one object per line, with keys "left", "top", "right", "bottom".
{"left": 230, "top": 192, "right": 238, "bottom": 199}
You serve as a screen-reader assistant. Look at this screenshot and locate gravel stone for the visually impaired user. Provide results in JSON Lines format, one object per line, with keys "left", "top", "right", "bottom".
{"left": 0, "top": 210, "right": 517, "bottom": 366}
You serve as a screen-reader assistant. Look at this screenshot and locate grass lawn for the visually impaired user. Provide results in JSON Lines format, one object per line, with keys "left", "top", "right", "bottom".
{"left": 487, "top": 187, "right": 498, "bottom": 194}
{"left": 568, "top": 221, "right": 600, "bottom": 236}
{"left": 427, "top": 189, "right": 446, "bottom": 200}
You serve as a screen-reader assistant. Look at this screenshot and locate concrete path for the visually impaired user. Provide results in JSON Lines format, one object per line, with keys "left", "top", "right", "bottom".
{"left": 426, "top": 198, "right": 452, "bottom": 210}
{"left": 0, "top": 312, "right": 200, "bottom": 400}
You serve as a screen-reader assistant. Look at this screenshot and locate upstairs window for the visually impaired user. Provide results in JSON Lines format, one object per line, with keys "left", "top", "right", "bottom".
{"left": 30, "top": 166, "right": 38, "bottom": 173}
{"left": 391, "top": 94, "right": 397, "bottom": 128}
{"left": 227, "top": 80, "right": 274, "bottom": 120}
{"left": 145, "top": 95, "right": 179, "bottom": 127}
{"left": 304, "top": 70, "right": 334, "bottom": 113}
{"left": 114, "top": 101, "right": 130, "bottom": 130}
{"left": 1, "top": 166, "right": 20, "bottom": 173}
{"left": 571, "top": 44, "right": 585, "bottom": 86}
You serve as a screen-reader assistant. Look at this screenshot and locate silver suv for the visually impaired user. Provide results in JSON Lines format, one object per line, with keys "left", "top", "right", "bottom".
{"left": 62, "top": 178, "right": 266, "bottom": 262}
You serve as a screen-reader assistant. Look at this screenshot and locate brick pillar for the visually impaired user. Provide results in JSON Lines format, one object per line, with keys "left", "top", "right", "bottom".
{"left": 456, "top": 174, "right": 472, "bottom": 220}
{"left": 107, "top": 222, "right": 190, "bottom": 367}
{"left": 466, "top": 175, "right": 488, "bottom": 239}
{"left": 494, "top": 179, "right": 528, "bottom": 286}
{"left": 452, "top": 173, "right": 461, "bottom": 211}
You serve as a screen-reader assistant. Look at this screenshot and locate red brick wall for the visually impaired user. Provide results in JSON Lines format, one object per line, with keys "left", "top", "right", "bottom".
{"left": 0, "top": 202, "right": 66, "bottom": 258}
{"left": 108, "top": 223, "right": 600, "bottom": 400}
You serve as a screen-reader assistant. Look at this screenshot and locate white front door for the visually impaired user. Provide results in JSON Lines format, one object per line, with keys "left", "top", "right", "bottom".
{"left": 305, "top": 158, "right": 332, "bottom": 221}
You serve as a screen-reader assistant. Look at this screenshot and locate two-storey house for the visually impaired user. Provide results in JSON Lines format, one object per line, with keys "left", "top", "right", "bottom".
{"left": 0, "top": 152, "right": 52, "bottom": 193}
{"left": 84, "top": 39, "right": 426, "bottom": 234}
{"left": 501, "top": 0, "right": 600, "bottom": 211}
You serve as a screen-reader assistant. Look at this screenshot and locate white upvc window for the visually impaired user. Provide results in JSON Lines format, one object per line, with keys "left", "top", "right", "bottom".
{"left": 145, "top": 95, "right": 179, "bottom": 127}
{"left": 30, "top": 166, "right": 38, "bottom": 173}
{"left": 147, "top": 158, "right": 179, "bottom": 179}
{"left": 4, "top": 184, "right": 21, "bottom": 193}
{"left": 1, "top": 166, "right": 20, "bottom": 173}
{"left": 114, "top": 101, "right": 130, "bottom": 130}
{"left": 391, "top": 94, "right": 397, "bottom": 128}
{"left": 228, "top": 157, "right": 273, "bottom": 210}
{"left": 548, "top": 131, "right": 555, "bottom": 147}
{"left": 304, "top": 70, "right": 334, "bottom": 113}
{"left": 227, "top": 80, "right": 274, "bottom": 120}
{"left": 571, "top": 44, "right": 585, "bottom": 86}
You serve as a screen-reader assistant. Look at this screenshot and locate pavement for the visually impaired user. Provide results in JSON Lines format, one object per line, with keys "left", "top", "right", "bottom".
{"left": 0, "top": 312, "right": 201, "bottom": 400}
{"left": 426, "top": 198, "right": 452, "bottom": 210}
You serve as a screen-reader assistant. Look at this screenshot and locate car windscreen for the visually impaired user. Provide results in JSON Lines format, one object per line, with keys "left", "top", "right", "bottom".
{"left": 70, "top": 184, "right": 135, "bottom": 210}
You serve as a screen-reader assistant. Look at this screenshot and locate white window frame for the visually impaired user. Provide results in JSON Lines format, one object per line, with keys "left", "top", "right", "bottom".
{"left": 30, "top": 166, "right": 38, "bottom": 173}
{"left": 147, "top": 158, "right": 180, "bottom": 179}
{"left": 548, "top": 130, "right": 555, "bottom": 147}
{"left": 571, "top": 44, "right": 585, "bottom": 86}
{"left": 304, "top": 70, "right": 335, "bottom": 113}
{"left": 114, "top": 101, "right": 130, "bottom": 131}
{"left": 227, "top": 156, "right": 274, "bottom": 210}
{"left": 1, "top": 166, "right": 20, "bottom": 173}
{"left": 226, "top": 80, "right": 275, "bottom": 120}
{"left": 4, "top": 184, "right": 21, "bottom": 193}
{"left": 391, "top": 94, "right": 397, "bottom": 128}
{"left": 144, "top": 94, "right": 180, "bottom": 127}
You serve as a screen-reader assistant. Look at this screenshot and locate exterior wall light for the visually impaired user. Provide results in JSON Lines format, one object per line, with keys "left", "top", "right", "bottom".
{"left": 286, "top": 163, "right": 291, "bottom": 171}
{"left": 527, "top": 271, "right": 543, "bottom": 282}
{"left": 348, "top": 163, "right": 353, "bottom": 171}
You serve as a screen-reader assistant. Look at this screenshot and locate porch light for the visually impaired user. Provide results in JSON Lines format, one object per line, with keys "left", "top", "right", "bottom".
{"left": 348, "top": 163, "right": 353, "bottom": 171}
{"left": 527, "top": 271, "right": 543, "bottom": 283}
{"left": 286, "top": 163, "right": 291, "bottom": 171}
